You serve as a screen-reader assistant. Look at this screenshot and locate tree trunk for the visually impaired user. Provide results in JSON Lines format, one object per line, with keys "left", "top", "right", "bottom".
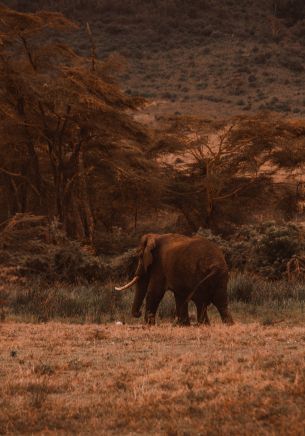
{"left": 55, "top": 149, "right": 94, "bottom": 242}
{"left": 78, "top": 151, "right": 94, "bottom": 242}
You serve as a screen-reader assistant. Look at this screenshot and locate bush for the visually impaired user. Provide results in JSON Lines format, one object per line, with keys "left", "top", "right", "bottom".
{"left": 0, "top": 214, "right": 112, "bottom": 284}
{"left": 198, "top": 221, "right": 305, "bottom": 279}
{"left": 274, "top": 0, "right": 305, "bottom": 23}
{"left": 280, "top": 57, "right": 304, "bottom": 73}
{"left": 52, "top": 244, "right": 107, "bottom": 283}
{"left": 18, "top": 244, "right": 110, "bottom": 284}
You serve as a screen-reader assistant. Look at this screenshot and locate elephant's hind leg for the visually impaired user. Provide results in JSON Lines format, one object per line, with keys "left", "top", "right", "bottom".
{"left": 212, "top": 291, "right": 234, "bottom": 325}
{"left": 211, "top": 274, "right": 234, "bottom": 325}
{"left": 215, "top": 305, "right": 234, "bottom": 325}
{"left": 174, "top": 294, "right": 190, "bottom": 326}
{"left": 196, "top": 301, "right": 210, "bottom": 325}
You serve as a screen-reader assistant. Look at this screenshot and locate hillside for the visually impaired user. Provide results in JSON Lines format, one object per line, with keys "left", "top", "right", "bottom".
{"left": 4, "top": 0, "right": 305, "bottom": 119}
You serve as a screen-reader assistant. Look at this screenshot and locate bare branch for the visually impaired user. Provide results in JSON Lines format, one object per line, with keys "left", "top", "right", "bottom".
{"left": 0, "top": 167, "right": 40, "bottom": 197}
{"left": 86, "top": 22, "right": 96, "bottom": 73}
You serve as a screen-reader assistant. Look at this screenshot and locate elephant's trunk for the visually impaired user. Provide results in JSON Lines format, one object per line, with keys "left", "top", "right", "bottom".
{"left": 115, "top": 276, "right": 139, "bottom": 291}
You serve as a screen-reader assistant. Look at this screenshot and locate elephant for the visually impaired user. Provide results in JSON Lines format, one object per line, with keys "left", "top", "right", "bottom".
{"left": 115, "top": 233, "right": 234, "bottom": 326}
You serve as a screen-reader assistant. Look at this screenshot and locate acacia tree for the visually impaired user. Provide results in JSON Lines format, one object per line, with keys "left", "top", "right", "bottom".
{"left": 163, "top": 113, "right": 305, "bottom": 230}
{"left": 0, "top": 5, "right": 159, "bottom": 240}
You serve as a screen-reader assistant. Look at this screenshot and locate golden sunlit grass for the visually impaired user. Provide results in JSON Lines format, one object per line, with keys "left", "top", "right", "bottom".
{"left": 1, "top": 320, "right": 305, "bottom": 434}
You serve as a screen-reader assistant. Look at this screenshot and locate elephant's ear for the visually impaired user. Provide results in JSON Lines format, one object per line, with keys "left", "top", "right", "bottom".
{"left": 143, "top": 235, "right": 156, "bottom": 272}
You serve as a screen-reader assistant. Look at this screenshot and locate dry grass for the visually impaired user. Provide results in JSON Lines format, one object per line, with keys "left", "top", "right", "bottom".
{"left": 0, "top": 320, "right": 305, "bottom": 434}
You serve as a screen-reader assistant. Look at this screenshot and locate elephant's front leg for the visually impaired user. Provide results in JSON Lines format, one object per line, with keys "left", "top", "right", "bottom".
{"left": 174, "top": 293, "right": 190, "bottom": 326}
{"left": 144, "top": 276, "right": 165, "bottom": 325}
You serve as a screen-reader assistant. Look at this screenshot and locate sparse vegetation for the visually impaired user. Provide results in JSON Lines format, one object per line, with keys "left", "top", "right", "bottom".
{"left": 3, "top": 0, "right": 305, "bottom": 118}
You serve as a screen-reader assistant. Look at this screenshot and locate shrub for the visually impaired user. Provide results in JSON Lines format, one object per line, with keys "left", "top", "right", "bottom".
{"left": 274, "top": 0, "right": 305, "bottom": 23}
{"left": 198, "top": 221, "right": 305, "bottom": 279}
{"left": 52, "top": 244, "right": 107, "bottom": 283}
{"left": 18, "top": 243, "right": 110, "bottom": 284}
{"left": 0, "top": 214, "right": 110, "bottom": 284}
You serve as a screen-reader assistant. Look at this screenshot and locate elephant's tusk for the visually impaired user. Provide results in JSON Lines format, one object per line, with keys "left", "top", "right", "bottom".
{"left": 115, "top": 276, "right": 139, "bottom": 291}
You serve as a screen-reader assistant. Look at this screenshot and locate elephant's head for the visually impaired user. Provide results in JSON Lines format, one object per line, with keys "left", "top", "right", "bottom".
{"left": 115, "top": 234, "right": 157, "bottom": 318}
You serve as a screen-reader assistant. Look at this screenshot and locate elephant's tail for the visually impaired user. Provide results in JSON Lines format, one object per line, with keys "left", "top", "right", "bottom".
{"left": 185, "top": 269, "right": 218, "bottom": 303}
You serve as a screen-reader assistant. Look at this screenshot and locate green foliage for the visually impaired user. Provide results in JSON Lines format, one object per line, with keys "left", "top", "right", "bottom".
{"left": 53, "top": 245, "right": 107, "bottom": 283}
{"left": 20, "top": 246, "right": 109, "bottom": 284}
{"left": 199, "top": 221, "right": 305, "bottom": 279}
{"left": 0, "top": 213, "right": 110, "bottom": 284}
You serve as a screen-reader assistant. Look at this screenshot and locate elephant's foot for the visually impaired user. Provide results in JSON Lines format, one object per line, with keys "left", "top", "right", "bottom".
{"left": 195, "top": 302, "right": 211, "bottom": 326}
{"left": 132, "top": 310, "right": 142, "bottom": 318}
{"left": 173, "top": 317, "right": 191, "bottom": 327}
{"left": 197, "top": 319, "right": 211, "bottom": 326}
{"left": 223, "top": 315, "right": 234, "bottom": 326}
{"left": 218, "top": 308, "right": 234, "bottom": 325}
{"left": 145, "top": 312, "right": 156, "bottom": 325}
{"left": 197, "top": 312, "right": 211, "bottom": 325}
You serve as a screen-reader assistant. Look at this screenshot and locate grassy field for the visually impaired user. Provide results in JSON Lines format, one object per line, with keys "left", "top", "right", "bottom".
{"left": 1, "top": 316, "right": 305, "bottom": 435}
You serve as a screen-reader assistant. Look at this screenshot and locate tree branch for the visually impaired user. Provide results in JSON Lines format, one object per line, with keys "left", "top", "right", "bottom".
{"left": 19, "top": 35, "right": 37, "bottom": 71}
{"left": 0, "top": 167, "right": 41, "bottom": 197}
{"left": 214, "top": 179, "right": 258, "bottom": 202}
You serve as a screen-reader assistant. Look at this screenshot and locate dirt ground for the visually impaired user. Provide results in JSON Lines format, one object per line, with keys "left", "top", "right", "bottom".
{"left": 0, "top": 320, "right": 305, "bottom": 435}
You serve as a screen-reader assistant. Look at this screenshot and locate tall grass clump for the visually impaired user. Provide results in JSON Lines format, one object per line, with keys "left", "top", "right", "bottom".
{"left": 229, "top": 273, "right": 305, "bottom": 306}
{"left": 11, "top": 281, "right": 133, "bottom": 323}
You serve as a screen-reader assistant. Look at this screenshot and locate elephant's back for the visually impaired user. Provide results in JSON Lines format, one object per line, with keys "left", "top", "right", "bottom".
{"left": 189, "top": 236, "right": 227, "bottom": 264}
{"left": 180, "top": 236, "right": 227, "bottom": 273}
{"left": 163, "top": 235, "right": 228, "bottom": 291}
